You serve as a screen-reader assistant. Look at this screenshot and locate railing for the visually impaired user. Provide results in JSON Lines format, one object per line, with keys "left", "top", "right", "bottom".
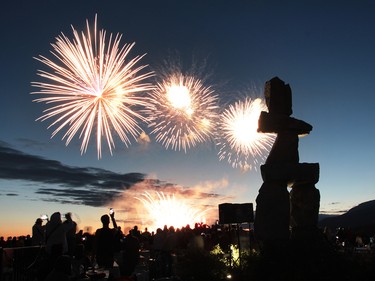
{"left": 1, "top": 246, "right": 42, "bottom": 281}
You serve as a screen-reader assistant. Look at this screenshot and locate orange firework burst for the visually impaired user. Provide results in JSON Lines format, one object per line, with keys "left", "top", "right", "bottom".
{"left": 145, "top": 71, "right": 220, "bottom": 152}
{"left": 31, "top": 15, "right": 154, "bottom": 158}
{"left": 135, "top": 191, "right": 211, "bottom": 231}
{"left": 217, "top": 97, "right": 275, "bottom": 171}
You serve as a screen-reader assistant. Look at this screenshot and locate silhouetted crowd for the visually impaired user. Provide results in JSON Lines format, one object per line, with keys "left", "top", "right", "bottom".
{"left": 2, "top": 212, "right": 375, "bottom": 281}
{"left": 0, "top": 235, "right": 33, "bottom": 248}
{"left": 1, "top": 211, "right": 241, "bottom": 281}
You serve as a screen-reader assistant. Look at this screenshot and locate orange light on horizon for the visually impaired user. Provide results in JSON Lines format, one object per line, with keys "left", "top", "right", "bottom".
{"left": 135, "top": 191, "right": 213, "bottom": 232}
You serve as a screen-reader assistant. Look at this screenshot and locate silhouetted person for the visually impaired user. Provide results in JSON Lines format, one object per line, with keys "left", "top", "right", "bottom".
{"left": 152, "top": 228, "right": 167, "bottom": 278}
{"left": 94, "top": 212, "right": 118, "bottom": 268}
{"left": 163, "top": 226, "right": 177, "bottom": 277}
{"left": 0, "top": 236, "right": 6, "bottom": 248}
{"left": 113, "top": 226, "right": 124, "bottom": 257}
{"left": 45, "top": 212, "right": 68, "bottom": 258}
{"left": 11, "top": 236, "right": 17, "bottom": 247}
{"left": 121, "top": 230, "right": 140, "bottom": 277}
{"left": 131, "top": 225, "right": 142, "bottom": 240}
{"left": 32, "top": 218, "right": 45, "bottom": 246}
{"left": 5, "top": 236, "right": 13, "bottom": 247}
{"left": 63, "top": 212, "right": 77, "bottom": 256}
{"left": 24, "top": 234, "right": 32, "bottom": 246}
{"left": 141, "top": 227, "right": 152, "bottom": 250}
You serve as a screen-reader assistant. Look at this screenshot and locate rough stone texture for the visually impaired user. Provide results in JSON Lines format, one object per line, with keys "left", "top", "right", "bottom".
{"left": 254, "top": 181, "right": 290, "bottom": 244}
{"left": 258, "top": 111, "right": 313, "bottom": 135}
{"left": 290, "top": 183, "right": 320, "bottom": 240}
{"left": 290, "top": 183, "right": 320, "bottom": 228}
{"left": 261, "top": 162, "right": 320, "bottom": 184}
{"left": 254, "top": 77, "right": 321, "bottom": 255}
{"left": 264, "top": 76, "right": 293, "bottom": 116}
{"left": 265, "top": 132, "right": 299, "bottom": 164}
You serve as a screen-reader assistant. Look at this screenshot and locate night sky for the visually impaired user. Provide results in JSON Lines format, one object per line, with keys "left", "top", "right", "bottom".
{"left": 1, "top": 0, "right": 375, "bottom": 237}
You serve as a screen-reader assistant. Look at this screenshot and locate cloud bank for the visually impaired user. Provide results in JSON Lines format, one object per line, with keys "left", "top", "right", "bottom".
{"left": 0, "top": 141, "right": 231, "bottom": 213}
{"left": 0, "top": 140, "right": 145, "bottom": 206}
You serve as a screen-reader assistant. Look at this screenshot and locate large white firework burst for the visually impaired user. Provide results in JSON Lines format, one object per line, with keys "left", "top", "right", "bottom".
{"left": 145, "top": 71, "right": 220, "bottom": 152}
{"left": 31, "top": 16, "right": 154, "bottom": 158}
{"left": 135, "top": 191, "right": 211, "bottom": 231}
{"left": 217, "top": 97, "right": 275, "bottom": 171}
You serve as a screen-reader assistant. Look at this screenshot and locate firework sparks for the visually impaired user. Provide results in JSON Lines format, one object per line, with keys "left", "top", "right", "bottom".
{"left": 31, "top": 15, "right": 154, "bottom": 158}
{"left": 135, "top": 191, "right": 211, "bottom": 231}
{"left": 145, "top": 72, "right": 220, "bottom": 152}
{"left": 217, "top": 97, "right": 275, "bottom": 171}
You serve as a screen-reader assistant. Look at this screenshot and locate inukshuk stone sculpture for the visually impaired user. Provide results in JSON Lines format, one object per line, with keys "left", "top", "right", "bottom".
{"left": 254, "top": 77, "right": 320, "bottom": 255}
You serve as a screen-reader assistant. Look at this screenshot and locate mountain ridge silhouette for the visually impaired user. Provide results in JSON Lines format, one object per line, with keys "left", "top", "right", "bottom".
{"left": 319, "top": 199, "right": 375, "bottom": 235}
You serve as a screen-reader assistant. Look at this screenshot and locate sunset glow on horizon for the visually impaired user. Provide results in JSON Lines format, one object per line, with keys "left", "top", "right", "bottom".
{"left": 135, "top": 191, "right": 213, "bottom": 232}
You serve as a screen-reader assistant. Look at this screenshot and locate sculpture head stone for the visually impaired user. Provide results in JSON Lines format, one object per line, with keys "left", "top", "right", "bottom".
{"left": 264, "top": 76, "right": 293, "bottom": 116}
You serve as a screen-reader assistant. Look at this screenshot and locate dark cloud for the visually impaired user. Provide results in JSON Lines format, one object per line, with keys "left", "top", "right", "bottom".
{"left": 6, "top": 193, "right": 18, "bottom": 196}
{"left": 0, "top": 140, "right": 146, "bottom": 206}
{"left": 0, "top": 140, "right": 226, "bottom": 210}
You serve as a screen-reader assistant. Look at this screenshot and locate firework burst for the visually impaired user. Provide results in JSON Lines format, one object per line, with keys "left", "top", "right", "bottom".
{"left": 31, "top": 16, "right": 154, "bottom": 158}
{"left": 217, "top": 97, "right": 275, "bottom": 171}
{"left": 145, "top": 71, "right": 220, "bottom": 152}
{"left": 135, "top": 191, "right": 211, "bottom": 231}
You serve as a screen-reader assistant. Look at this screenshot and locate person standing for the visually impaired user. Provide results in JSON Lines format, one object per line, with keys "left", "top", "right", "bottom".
{"left": 32, "top": 218, "right": 46, "bottom": 246}
{"left": 63, "top": 212, "right": 77, "bottom": 257}
{"left": 94, "top": 211, "right": 118, "bottom": 268}
{"left": 121, "top": 229, "right": 140, "bottom": 277}
{"left": 43, "top": 212, "right": 69, "bottom": 279}
{"left": 45, "top": 212, "right": 68, "bottom": 257}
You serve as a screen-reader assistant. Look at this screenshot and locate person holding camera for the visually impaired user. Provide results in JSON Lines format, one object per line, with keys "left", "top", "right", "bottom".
{"left": 93, "top": 209, "right": 118, "bottom": 268}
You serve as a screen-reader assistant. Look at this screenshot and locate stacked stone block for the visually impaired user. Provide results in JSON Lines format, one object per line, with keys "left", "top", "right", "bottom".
{"left": 254, "top": 77, "right": 320, "bottom": 254}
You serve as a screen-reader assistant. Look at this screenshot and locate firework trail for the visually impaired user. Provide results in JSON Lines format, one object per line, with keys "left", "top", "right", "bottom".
{"left": 135, "top": 191, "right": 211, "bottom": 231}
{"left": 217, "top": 97, "right": 275, "bottom": 171}
{"left": 145, "top": 70, "right": 220, "bottom": 152}
{"left": 31, "top": 15, "right": 154, "bottom": 158}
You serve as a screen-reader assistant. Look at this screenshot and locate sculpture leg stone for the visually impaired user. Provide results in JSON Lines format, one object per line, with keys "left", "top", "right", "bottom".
{"left": 254, "top": 131, "right": 299, "bottom": 253}
{"left": 290, "top": 182, "right": 321, "bottom": 241}
{"left": 254, "top": 181, "right": 290, "bottom": 255}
